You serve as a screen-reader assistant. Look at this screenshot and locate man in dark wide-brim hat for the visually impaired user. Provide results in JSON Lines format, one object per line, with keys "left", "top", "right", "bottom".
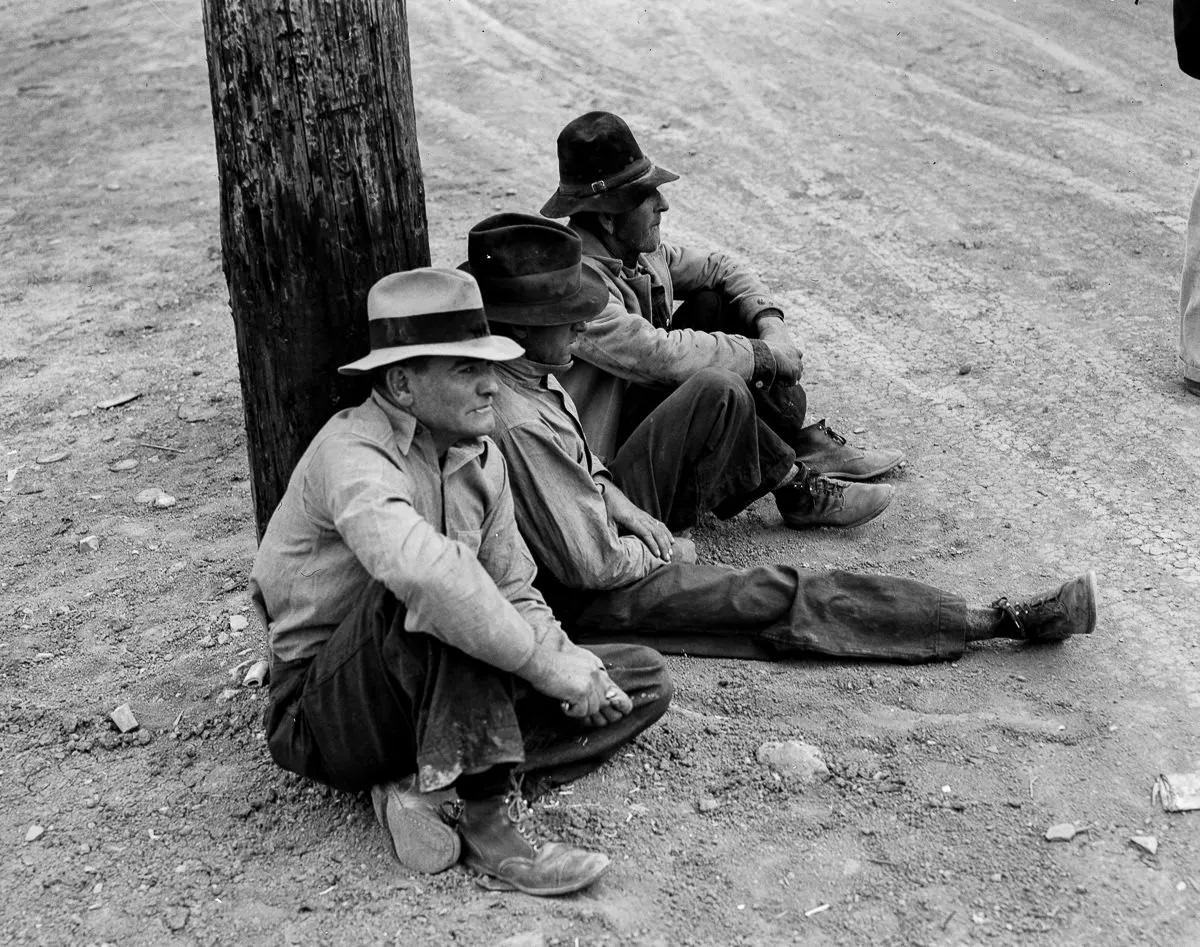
{"left": 473, "top": 213, "right": 1100, "bottom": 669}
{"left": 249, "top": 267, "right": 672, "bottom": 896}
{"left": 540, "top": 110, "right": 905, "bottom": 531}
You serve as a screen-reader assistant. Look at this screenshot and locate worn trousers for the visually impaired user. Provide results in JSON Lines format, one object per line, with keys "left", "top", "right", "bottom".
{"left": 608, "top": 367, "right": 795, "bottom": 532}
{"left": 1182, "top": 168, "right": 1200, "bottom": 384}
{"left": 264, "top": 583, "right": 673, "bottom": 794}
{"left": 550, "top": 562, "right": 969, "bottom": 664}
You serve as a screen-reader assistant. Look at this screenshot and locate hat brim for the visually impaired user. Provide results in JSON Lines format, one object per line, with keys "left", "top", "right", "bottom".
{"left": 461, "top": 262, "right": 610, "bottom": 327}
{"left": 337, "top": 335, "right": 524, "bottom": 375}
{"left": 540, "top": 163, "right": 679, "bottom": 219}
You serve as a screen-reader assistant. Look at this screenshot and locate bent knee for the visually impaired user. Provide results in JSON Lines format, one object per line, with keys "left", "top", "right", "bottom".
{"left": 683, "top": 367, "right": 751, "bottom": 407}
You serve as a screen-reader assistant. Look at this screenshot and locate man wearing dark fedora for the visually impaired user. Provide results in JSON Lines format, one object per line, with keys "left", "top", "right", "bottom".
{"left": 472, "top": 213, "right": 1099, "bottom": 666}
{"left": 541, "top": 110, "right": 905, "bottom": 531}
{"left": 249, "top": 267, "right": 673, "bottom": 897}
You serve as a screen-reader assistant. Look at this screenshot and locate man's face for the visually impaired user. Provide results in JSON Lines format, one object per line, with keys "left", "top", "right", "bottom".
{"left": 610, "top": 188, "right": 669, "bottom": 258}
{"left": 519, "top": 322, "right": 586, "bottom": 366}
{"left": 399, "top": 356, "right": 499, "bottom": 448}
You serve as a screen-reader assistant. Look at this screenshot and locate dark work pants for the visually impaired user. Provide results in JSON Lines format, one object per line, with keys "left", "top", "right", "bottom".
{"left": 617, "top": 289, "right": 812, "bottom": 454}
{"left": 554, "top": 563, "right": 969, "bottom": 665}
{"left": 608, "top": 367, "right": 795, "bottom": 532}
{"left": 265, "top": 583, "right": 673, "bottom": 794}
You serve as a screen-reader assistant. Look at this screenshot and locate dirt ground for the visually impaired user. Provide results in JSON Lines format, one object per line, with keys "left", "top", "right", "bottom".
{"left": 2, "top": 0, "right": 1199, "bottom": 944}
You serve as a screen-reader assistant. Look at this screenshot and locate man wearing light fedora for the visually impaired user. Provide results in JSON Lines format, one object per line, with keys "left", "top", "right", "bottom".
{"left": 473, "top": 215, "right": 1099, "bottom": 669}
{"left": 541, "top": 110, "right": 905, "bottom": 530}
{"left": 249, "top": 267, "right": 673, "bottom": 897}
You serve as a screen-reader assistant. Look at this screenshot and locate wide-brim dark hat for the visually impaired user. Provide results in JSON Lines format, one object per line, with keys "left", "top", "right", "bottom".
{"left": 540, "top": 111, "right": 679, "bottom": 219}
{"left": 461, "top": 212, "right": 610, "bottom": 327}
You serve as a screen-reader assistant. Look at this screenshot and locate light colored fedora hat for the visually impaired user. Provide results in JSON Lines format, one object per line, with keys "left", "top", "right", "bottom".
{"left": 338, "top": 268, "right": 523, "bottom": 375}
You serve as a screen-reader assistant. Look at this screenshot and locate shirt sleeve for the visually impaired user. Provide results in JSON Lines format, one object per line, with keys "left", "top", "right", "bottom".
{"left": 494, "top": 420, "right": 663, "bottom": 590}
{"left": 306, "top": 433, "right": 547, "bottom": 675}
{"left": 662, "top": 241, "right": 783, "bottom": 330}
{"left": 572, "top": 291, "right": 758, "bottom": 386}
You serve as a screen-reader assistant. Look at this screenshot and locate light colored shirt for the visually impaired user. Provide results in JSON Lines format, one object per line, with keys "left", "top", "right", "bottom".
{"left": 250, "top": 390, "right": 576, "bottom": 689}
{"left": 491, "top": 358, "right": 664, "bottom": 591}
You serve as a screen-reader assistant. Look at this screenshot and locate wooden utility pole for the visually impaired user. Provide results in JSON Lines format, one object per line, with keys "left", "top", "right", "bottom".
{"left": 201, "top": 0, "right": 429, "bottom": 535}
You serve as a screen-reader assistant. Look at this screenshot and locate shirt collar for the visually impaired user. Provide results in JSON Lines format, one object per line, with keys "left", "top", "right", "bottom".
{"left": 497, "top": 356, "right": 572, "bottom": 388}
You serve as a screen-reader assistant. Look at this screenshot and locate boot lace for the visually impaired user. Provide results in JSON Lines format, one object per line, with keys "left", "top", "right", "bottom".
{"left": 505, "top": 790, "right": 542, "bottom": 852}
{"left": 803, "top": 470, "right": 846, "bottom": 500}
{"left": 990, "top": 594, "right": 1062, "bottom": 635}
{"left": 816, "top": 419, "right": 848, "bottom": 445}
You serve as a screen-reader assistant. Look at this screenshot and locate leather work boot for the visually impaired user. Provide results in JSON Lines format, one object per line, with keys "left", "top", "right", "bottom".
{"left": 794, "top": 419, "right": 905, "bottom": 481}
{"left": 774, "top": 468, "right": 894, "bottom": 529}
{"left": 458, "top": 791, "right": 610, "bottom": 896}
{"left": 370, "top": 777, "right": 461, "bottom": 874}
{"left": 991, "top": 571, "right": 1098, "bottom": 642}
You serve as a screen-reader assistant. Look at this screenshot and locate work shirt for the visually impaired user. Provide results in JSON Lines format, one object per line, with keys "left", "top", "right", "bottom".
{"left": 250, "top": 390, "right": 576, "bottom": 689}
{"left": 562, "top": 225, "right": 784, "bottom": 460}
{"left": 491, "top": 357, "right": 664, "bottom": 591}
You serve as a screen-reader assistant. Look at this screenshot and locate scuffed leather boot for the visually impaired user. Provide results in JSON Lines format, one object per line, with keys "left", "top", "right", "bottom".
{"left": 370, "top": 777, "right": 461, "bottom": 874}
{"left": 794, "top": 419, "right": 905, "bottom": 480}
{"left": 458, "top": 791, "right": 610, "bottom": 896}
{"left": 774, "top": 467, "right": 894, "bottom": 529}
{"left": 990, "top": 571, "right": 1098, "bottom": 642}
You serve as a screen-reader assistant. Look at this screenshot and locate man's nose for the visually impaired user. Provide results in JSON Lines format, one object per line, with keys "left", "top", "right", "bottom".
{"left": 478, "top": 366, "right": 499, "bottom": 395}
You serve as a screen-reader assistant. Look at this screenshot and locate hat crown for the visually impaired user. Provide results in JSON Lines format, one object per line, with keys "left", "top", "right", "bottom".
{"left": 367, "top": 267, "right": 483, "bottom": 322}
{"left": 469, "top": 213, "right": 583, "bottom": 282}
{"left": 556, "top": 111, "right": 645, "bottom": 187}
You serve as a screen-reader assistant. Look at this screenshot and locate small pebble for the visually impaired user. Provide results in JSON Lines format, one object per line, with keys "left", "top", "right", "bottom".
{"left": 25, "top": 825, "right": 44, "bottom": 843}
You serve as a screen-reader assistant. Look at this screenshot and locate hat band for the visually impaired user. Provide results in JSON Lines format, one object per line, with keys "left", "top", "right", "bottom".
{"left": 558, "top": 155, "right": 652, "bottom": 198}
{"left": 477, "top": 263, "right": 581, "bottom": 305}
{"left": 369, "top": 308, "right": 490, "bottom": 349}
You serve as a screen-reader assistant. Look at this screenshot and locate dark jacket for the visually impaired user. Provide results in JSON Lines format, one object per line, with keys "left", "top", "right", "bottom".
{"left": 1178, "top": 0, "right": 1200, "bottom": 79}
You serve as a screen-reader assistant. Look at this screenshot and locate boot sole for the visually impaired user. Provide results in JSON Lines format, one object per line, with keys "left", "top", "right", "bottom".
{"left": 381, "top": 795, "right": 461, "bottom": 874}
{"left": 465, "top": 853, "right": 611, "bottom": 897}
{"left": 1078, "top": 570, "right": 1098, "bottom": 635}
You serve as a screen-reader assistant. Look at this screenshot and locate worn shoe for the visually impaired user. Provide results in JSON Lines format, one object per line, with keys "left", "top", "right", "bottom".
{"left": 794, "top": 419, "right": 905, "bottom": 480}
{"left": 458, "top": 791, "right": 610, "bottom": 897}
{"left": 990, "top": 571, "right": 1098, "bottom": 642}
{"left": 774, "top": 468, "right": 894, "bottom": 529}
{"left": 370, "top": 777, "right": 461, "bottom": 874}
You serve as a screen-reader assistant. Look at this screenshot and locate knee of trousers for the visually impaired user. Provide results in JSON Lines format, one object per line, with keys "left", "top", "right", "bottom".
{"left": 625, "top": 644, "right": 675, "bottom": 721}
{"left": 682, "top": 367, "right": 754, "bottom": 413}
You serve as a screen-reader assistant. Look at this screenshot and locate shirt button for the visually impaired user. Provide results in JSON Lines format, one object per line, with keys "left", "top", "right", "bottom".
{"left": 754, "top": 380, "right": 764, "bottom": 389}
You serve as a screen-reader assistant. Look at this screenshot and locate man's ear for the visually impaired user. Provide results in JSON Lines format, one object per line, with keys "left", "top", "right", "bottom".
{"left": 595, "top": 212, "right": 617, "bottom": 237}
{"left": 383, "top": 364, "right": 414, "bottom": 407}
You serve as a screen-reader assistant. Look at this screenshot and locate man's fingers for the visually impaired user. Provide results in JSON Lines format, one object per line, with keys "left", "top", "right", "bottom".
{"left": 605, "top": 685, "right": 633, "bottom": 716}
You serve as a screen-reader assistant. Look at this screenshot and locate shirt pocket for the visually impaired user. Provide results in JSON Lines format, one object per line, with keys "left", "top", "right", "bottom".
{"left": 449, "top": 528, "right": 482, "bottom": 556}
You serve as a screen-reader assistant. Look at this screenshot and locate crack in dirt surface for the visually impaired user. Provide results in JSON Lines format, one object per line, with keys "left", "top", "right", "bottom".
{"left": 2, "top": 0, "right": 1199, "bottom": 944}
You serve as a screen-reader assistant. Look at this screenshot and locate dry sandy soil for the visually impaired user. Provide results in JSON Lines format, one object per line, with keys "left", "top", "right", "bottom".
{"left": 2, "top": 0, "right": 1200, "bottom": 944}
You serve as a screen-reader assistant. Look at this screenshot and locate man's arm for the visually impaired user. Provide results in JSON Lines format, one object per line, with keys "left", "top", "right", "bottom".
{"left": 491, "top": 420, "right": 665, "bottom": 590}
{"left": 664, "top": 243, "right": 804, "bottom": 383}
{"left": 572, "top": 291, "right": 758, "bottom": 386}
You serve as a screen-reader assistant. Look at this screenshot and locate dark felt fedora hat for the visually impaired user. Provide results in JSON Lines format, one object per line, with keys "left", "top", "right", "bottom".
{"left": 462, "top": 213, "right": 609, "bottom": 326}
{"left": 540, "top": 111, "right": 679, "bottom": 218}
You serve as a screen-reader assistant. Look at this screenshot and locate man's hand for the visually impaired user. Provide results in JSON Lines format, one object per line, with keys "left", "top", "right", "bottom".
{"left": 546, "top": 646, "right": 634, "bottom": 727}
{"left": 602, "top": 481, "right": 676, "bottom": 561}
{"left": 757, "top": 317, "right": 804, "bottom": 385}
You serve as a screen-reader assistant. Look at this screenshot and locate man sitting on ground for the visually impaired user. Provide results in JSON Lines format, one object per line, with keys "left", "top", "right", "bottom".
{"left": 249, "top": 268, "right": 673, "bottom": 897}
{"left": 468, "top": 213, "right": 1098, "bottom": 663}
{"left": 541, "top": 110, "right": 904, "bottom": 531}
